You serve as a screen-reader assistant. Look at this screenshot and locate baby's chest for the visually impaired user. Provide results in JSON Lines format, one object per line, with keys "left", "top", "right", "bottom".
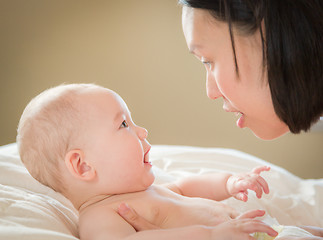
{"left": 158, "top": 200, "right": 235, "bottom": 228}
{"left": 127, "top": 192, "right": 179, "bottom": 227}
{"left": 128, "top": 190, "right": 235, "bottom": 228}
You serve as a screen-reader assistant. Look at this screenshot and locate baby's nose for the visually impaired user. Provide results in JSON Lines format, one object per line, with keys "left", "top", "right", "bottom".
{"left": 137, "top": 126, "right": 148, "bottom": 140}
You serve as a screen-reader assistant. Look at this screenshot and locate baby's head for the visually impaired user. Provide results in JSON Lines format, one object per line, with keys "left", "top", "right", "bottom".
{"left": 17, "top": 84, "right": 154, "bottom": 202}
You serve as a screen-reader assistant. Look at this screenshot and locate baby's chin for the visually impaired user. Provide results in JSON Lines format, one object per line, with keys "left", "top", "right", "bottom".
{"left": 144, "top": 174, "right": 156, "bottom": 189}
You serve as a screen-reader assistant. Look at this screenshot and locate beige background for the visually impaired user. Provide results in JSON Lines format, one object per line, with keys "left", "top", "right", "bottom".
{"left": 1, "top": 0, "right": 322, "bottom": 179}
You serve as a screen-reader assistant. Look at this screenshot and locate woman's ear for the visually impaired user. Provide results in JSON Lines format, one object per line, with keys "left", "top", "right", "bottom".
{"left": 64, "top": 149, "right": 96, "bottom": 181}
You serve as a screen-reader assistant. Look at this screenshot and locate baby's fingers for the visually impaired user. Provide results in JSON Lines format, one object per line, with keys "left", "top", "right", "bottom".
{"left": 257, "top": 176, "right": 269, "bottom": 194}
{"left": 238, "top": 180, "right": 263, "bottom": 199}
{"left": 235, "top": 191, "right": 248, "bottom": 202}
{"left": 252, "top": 166, "right": 271, "bottom": 175}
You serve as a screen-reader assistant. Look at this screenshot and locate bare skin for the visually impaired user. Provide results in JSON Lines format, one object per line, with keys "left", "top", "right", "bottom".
{"left": 79, "top": 184, "right": 276, "bottom": 240}
{"left": 117, "top": 191, "right": 323, "bottom": 240}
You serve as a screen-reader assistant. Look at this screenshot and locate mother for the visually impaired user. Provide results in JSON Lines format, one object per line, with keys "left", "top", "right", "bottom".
{"left": 179, "top": 0, "right": 322, "bottom": 140}
{"left": 119, "top": 0, "right": 323, "bottom": 238}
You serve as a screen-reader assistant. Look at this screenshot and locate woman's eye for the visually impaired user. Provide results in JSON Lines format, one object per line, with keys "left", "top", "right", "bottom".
{"left": 120, "top": 120, "right": 128, "bottom": 128}
{"left": 202, "top": 61, "right": 212, "bottom": 70}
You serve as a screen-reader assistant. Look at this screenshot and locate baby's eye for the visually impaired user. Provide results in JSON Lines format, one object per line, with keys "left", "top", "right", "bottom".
{"left": 120, "top": 120, "right": 128, "bottom": 128}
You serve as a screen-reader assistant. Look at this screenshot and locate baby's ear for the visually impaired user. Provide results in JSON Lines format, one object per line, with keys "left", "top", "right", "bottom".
{"left": 64, "top": 149, "right": 96, "bottom": 181}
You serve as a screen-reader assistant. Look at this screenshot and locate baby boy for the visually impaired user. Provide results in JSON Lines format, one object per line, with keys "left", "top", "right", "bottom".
{"left": 17, "top": 83, "right": 316, "bottom": 240}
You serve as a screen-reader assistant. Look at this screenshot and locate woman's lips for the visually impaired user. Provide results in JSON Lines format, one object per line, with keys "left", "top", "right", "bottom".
{"left": 236, "top": 112, "right": 245, "bottom": 128}
{"left": 223, "top": 106, "right": 245, "bottom": 128}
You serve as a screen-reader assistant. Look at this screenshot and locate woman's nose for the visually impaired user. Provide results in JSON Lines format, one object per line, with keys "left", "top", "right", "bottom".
{"left": 136, "top": 126, "right": 148, "bottom": 140}
{"left": 206, "top": 71, "right": 221, "bottom": 100}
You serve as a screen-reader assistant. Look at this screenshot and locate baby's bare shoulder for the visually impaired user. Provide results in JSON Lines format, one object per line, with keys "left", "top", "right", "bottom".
{"left": 79, "top": 202, "right": 115, "bottom": 229}
{"left": 79, "top": 203, "right": 135, "bottom": 240}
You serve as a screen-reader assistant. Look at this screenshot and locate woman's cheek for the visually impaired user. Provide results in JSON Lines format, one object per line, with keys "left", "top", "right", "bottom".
{"left": 215, "top": 71, "right": 236, "bottom": 101}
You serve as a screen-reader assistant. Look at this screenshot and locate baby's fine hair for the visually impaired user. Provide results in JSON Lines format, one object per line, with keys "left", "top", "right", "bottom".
{"left": 17, "top": 83, "right": 103, "bottom": 192}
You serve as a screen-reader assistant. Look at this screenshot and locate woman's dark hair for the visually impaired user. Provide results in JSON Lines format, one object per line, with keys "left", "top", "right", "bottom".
{"left": 178, "top": 0, "right": 323, "bottom": 133}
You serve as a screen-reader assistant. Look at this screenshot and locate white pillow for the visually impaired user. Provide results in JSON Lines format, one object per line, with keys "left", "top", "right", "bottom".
{"left": 0, "top": 143, "right": 79, "bottom": 240}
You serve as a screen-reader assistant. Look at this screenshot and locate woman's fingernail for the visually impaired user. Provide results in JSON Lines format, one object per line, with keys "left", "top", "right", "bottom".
{"left": 270, "top": 230, "right": 278, "bottom": 236}
{"left": 119, "top": 203, "right": 130, "bottom": 214}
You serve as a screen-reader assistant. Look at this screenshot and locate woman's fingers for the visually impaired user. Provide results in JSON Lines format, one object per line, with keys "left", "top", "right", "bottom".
{"left": 216, "top": 218, "right": 278, "bottom": 239}
{"left": 236, "top": 210, "right": 278, "bottom": 237}
{"left": 118, "top": 203, "right": 159, "bottom": 231}
{"left": 242, "top": 220, "right": 278, "bottom": 237}
{"left": 237, "top": 209, "right": 266, "bottom": 220}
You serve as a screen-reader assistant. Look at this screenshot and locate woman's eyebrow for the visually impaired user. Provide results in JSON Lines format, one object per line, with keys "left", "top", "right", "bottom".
{"left": 189, "top": 46, "right": 197, "bottom": 54}
{"left": 189, "top": 44, "right": 203, "bottom": 56}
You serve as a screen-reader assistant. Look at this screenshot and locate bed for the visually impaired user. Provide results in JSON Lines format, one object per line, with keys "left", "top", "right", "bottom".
{"left": 0, "top": 143, "right": 322, "bottom": 239}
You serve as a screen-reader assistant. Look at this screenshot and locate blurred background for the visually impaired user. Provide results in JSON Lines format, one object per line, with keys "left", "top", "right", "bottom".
{"left": 1, "top": 0, "right": 322, "bottom": 179}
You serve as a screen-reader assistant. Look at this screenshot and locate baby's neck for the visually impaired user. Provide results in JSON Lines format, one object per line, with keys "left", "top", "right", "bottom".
{"left": 75, "top": 187, "right": 153, "bottom": 213}
{"left": 78, "top": 194, "right": 114, "bottom": 213}
{"left": 62, "top": 186, "right": 116, "bottom": 212}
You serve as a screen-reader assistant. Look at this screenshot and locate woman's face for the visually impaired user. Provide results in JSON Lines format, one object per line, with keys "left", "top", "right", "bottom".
{"left": 182, "top": 6, "right": 289, "bottom": 140}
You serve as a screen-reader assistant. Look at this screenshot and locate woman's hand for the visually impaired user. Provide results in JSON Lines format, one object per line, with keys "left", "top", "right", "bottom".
{"left": 118, "top": 203, "right": 159, "bottom": 231}
{"left": 298, "top": 226, "right": 323, "bottom": 237}
{"left": 277, "top": 237, "right": 323, "bottom": 240}
{"left": 118, "top": 203, "right": 278, "bottom": 240}
{"left": 227, "top": 166, "right": 271, "bottom": 202}
{"left": 209, "top": 218, "right": 278, "bottom": 240}
{"left": 117, "top": 205, "right": 268, "bottom": 232}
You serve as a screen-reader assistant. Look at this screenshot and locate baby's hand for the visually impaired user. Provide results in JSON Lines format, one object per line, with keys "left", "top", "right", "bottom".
{"left": 226, "top": 166, "right": 270, "bottom": 202}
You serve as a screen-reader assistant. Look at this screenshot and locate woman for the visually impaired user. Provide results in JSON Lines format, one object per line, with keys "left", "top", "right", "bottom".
{"left": 179, "top": 0, "right": 322, "bottom": 140}
{"left": 118, "top": 0, "right": 323, "bottom": 239}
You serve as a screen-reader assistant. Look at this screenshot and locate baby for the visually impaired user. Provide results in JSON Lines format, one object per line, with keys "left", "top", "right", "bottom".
{"left": 17, "top": 84, "right": 317, "bottom": 240}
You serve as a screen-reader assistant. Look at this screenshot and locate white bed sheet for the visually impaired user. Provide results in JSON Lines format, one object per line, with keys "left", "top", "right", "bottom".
{"left": 0, "top": 143, "right": 322, "bottom": 239}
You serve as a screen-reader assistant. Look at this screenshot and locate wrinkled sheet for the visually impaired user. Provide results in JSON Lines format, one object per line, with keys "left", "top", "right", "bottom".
{"left": 0, "top": 143, "right": 322, "bottom": 239}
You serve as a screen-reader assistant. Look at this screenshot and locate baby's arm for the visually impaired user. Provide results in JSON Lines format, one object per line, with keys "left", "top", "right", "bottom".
{"left": 79, "top": 204, "right": 277, "bottom": 240}
{"left": 165, "top": 166, "right": 270, "bottom": 201}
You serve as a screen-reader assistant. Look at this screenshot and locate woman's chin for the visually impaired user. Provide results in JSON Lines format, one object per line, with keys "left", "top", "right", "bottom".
{"left": 250, "top": 125, "right": 290, "bottom": 141}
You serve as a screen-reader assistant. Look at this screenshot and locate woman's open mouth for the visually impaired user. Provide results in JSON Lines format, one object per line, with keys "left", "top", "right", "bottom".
{"left": 235, "top": 112, "right": 245, "bottom": 128}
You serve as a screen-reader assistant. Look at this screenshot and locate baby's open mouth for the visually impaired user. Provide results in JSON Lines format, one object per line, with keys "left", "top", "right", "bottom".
{"left": 143, "top": 148, "right": 151, "bottom": 164}
{"left": 143, "top": 154, "right": 150, "bottom": 163}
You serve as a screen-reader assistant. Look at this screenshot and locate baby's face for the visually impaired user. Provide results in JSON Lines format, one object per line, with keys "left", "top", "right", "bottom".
{"left": 80, "top": 88, "right": 154, "bottom": 195}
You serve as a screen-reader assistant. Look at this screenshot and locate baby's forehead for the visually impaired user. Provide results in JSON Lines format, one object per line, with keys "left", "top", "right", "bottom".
{"left": 78, "top": 88, "right": 129, "bottom": 117}
{"left": 80, "top": 88, "right": 123, "bottom": 105}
